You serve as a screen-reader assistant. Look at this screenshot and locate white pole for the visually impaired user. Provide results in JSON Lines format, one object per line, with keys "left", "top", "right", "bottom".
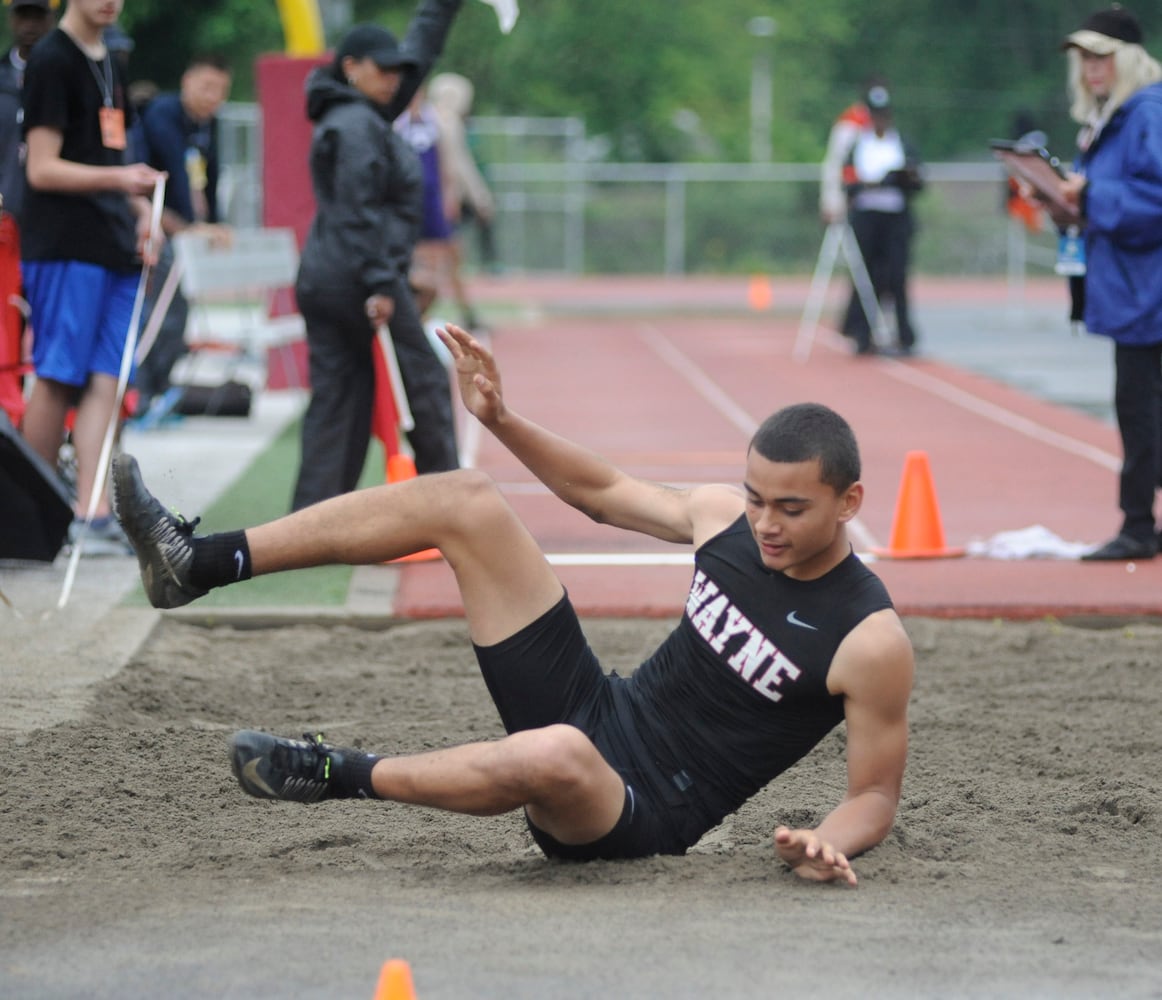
{"left": 133, "top": 252, "right": 184, "bottom": 365}
{"left": 747, "top": 17, "right": 776, "bottom": 164}
{"left": 792, "top": 222, "right": 887, "bottom": 363}
{"left": 792, "top": 223, "right": 845, "bottom": 363}
{"left": 58, "top": 180, "right": 166, "bottom": 610}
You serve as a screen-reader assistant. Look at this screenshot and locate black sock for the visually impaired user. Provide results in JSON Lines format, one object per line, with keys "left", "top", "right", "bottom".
{"left": 190, "top": 531, "right": 252, "bottom": 590}
{"left": 329, "top": 750, "right": 383, "bottom": 800}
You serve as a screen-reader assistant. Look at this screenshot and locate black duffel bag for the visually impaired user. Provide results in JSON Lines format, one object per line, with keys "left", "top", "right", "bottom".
{"left": 172, "top": 380, "right": 253, "bottom": 418}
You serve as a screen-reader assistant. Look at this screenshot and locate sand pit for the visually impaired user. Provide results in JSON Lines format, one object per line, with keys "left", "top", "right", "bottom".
{"left": 2, "top": 615, "right": 1160, "bottom": 998}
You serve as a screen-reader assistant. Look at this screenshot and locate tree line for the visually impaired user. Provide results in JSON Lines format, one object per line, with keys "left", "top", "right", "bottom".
{"left": 45, "top": 0, "right": 1162, "bottom": 162}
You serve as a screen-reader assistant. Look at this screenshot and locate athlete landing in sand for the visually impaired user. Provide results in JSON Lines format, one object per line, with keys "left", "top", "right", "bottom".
{"left": 113, "top": 323, "right": 913, "bottom": 884}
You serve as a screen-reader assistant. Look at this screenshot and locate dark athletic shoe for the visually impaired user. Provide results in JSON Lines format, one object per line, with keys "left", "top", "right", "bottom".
{"left": 231, "top": 730, "right": 358, "bottom": 803}
{"left": 111, "top": 454, "right": 207, "bottom": 608}
{"left": 1080, "top": 533, "right": 1157, "bottom": 562}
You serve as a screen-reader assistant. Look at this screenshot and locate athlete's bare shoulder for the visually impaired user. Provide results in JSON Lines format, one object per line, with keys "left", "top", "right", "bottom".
{"left": 828, "top": 608, "right": 914, "bottom": 702}
{"left": 688, "top": 483, "right": 746, "bottom": 548}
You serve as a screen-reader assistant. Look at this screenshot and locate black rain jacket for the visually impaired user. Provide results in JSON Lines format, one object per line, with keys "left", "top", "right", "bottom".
{"left": 296, "top": 0, "right": 462, "bottom": 300}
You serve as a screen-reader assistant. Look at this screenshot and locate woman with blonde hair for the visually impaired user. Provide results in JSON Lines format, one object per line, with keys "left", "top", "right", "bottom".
{"left": 1050, "top": 6, "right": 1162, "bottom": 561}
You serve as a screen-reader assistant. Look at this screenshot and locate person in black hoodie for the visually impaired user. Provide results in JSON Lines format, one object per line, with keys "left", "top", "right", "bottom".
{"left": 291, "top": 2, "right": 463, "bottom": 512}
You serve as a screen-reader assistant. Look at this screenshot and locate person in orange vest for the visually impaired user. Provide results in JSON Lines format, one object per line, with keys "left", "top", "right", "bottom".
{"left": 834, "top": 84, "right": 925, "bottom": 356}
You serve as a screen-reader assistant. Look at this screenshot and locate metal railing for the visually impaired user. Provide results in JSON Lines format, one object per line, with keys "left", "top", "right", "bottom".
{"left": 211, "top": 105, "right": 1059, "bottom": 282}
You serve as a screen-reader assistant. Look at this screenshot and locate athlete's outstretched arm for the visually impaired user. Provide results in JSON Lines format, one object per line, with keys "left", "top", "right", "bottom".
{"left": 439, "top": 324, "right": 741, "bottom": 544}
{"left": 775, "top": 610, "right": 914, "bottom": 884}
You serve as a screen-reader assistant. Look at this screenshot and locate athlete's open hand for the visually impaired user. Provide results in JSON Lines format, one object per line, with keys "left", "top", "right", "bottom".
{"left": 773, "top": 826, "right": 858, "bottom": 886}
{"left": 438, "top": 323, "right": 505, "bottom": 425}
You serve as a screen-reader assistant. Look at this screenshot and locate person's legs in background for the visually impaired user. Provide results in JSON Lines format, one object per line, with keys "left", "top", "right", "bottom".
{"left": 20, "top": 261, "right": 137, "bottom": 545}
{"left": 842, "top": 210, "right": 884, "bottom": 355}
{"left": 383, "top": 277, "right": 459, "bottom": 474}
{"left": 1113, "top": 342, "right": 1162, "bottom": 543}
{"left": 21, "top": 374, "right": 75, "bottom": 469}
{"left": 884, "top": 211, "right": 917, "bottom": 353}
{"left": 291, "top": 288, "right": 376, "bottom": 512}
{"left": 445, "top": 231, "right": 482, "bottom": 332}
{"left": 1084, "top": 343, "right": 1162, "bottom": 560}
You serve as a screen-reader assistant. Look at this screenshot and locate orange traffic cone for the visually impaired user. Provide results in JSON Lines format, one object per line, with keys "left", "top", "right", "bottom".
{"left": 386, "top": 454, "right": 442, "bottom": 564}
{"left": 372, "top": 958, "right": 417, "bottom": 1000}
{"left": 871, "top": 451, "right": 965, "bottom": 559}
{"left": 747, "top": 274, "right": 773, "bottom": 311}
{"left": 386, "top": 453, "right": 418, "bottom": 484}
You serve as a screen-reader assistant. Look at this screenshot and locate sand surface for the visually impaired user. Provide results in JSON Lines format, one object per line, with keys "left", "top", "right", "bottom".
{"left": 2, "top": 616, "right": 1160, "bottom": 999}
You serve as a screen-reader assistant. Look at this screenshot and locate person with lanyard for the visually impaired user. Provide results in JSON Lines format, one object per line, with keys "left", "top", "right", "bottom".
{"left": 132, "top": 53, "right": 233, "bottom": 425}
{"left": 0, "top": 0, "right": 56, "bottom": 427}
{"left": 18, "top": 0, "right": 162, "bottom": 554}
{"left": 1044, "top": 6, "right": 1162, "bottom": 562}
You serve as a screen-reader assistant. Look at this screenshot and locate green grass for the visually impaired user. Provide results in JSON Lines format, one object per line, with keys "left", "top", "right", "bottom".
{"left": 123, "top": 418, "right": 386, "bottom": 609}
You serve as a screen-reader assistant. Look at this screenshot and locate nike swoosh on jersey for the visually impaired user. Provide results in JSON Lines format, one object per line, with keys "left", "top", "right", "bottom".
{"left": 785, "top": 610, "right": 818, "bottom": 631}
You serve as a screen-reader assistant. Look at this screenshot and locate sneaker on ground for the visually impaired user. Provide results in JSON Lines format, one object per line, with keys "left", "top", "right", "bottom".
{"left": 231, "top": 730, "right": 356, "bottom": 803}
{"left": 68, "top": 515, "right": 134, "bottom": 557}
{"left": 110, "top": 453, "right": 207, "bottom": 608}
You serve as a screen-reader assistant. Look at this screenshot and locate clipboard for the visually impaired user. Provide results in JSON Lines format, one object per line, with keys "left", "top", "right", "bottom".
{"left": 990, "top": 139, "right": 1074, "bottom": 214}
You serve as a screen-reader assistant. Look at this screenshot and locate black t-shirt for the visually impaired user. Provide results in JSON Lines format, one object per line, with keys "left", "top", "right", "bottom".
{"left": 21, "top": 28, "right": 138, "bottom": 271}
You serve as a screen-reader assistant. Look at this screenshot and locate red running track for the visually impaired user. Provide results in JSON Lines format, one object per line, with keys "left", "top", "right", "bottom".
{"left": 393, "top": 276, "right": 1160, "bottom": 621}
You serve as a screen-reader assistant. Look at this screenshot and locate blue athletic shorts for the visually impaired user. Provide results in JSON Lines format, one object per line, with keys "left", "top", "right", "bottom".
{"left": 472, "top": 594, "right": 708, "bottom": 860}
{"left": 23, "top": 260, "right": 139, "bottom": 387}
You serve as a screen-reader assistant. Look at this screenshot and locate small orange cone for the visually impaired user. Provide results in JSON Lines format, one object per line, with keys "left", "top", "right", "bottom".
{"left": 385, "top": 454, "right": 442, "bottom": 564}
{"left": 386, "top": 453, "right": 418, "bottom": 485}
{"left": 372, "top": 958, "right": 417, "bottom": 1000}
{"left": 747, "top": 275, "right": 773, "bottom": 311}
{"left": 871, "top": 451, "right": 965, "bottom": 559}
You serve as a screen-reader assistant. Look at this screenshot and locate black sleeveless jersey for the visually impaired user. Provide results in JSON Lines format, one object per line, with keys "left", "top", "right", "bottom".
{"left": 621, "top": 514, "right": 893, "bottom": 829}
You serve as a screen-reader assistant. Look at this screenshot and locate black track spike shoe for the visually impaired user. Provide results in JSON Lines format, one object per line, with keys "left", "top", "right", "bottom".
{"left": 111, "top": 454, "right": 207, "bottom": 608}
{"left": 231, "top": 730, "right": 351, "bottom": 803}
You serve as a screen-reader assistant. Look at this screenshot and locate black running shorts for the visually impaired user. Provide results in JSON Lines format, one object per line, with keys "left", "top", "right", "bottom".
{"left": 472, "top": 594, "right": 706, "bottom": 860}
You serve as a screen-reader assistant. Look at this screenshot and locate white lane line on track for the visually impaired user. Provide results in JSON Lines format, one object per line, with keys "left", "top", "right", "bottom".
{"left": 880, "top": 361, "right": 1120, "bottom": 472}
{"left": 809, "top": 324, "right": 1121, "bottom": 472}
{"left": 546, "top": 553, "right": 694, "bottom": 566}
{"left": 633, "top": 323, "right": 880, "bottom": 552}
{"left": 634, "top": 323, "right": 759, "bottom": 437}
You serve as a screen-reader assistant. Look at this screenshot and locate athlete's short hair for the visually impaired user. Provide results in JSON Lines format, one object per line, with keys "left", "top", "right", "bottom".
{"left": 749, "top": 403, "right": 861, "bottom": 492}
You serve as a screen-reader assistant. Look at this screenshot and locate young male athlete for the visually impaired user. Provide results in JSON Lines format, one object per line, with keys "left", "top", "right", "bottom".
{"left": 20, "top": 0, "right": 161, "bottom": 547}
{"left": 113, "top": 324, "right": 913, "bottom": 885}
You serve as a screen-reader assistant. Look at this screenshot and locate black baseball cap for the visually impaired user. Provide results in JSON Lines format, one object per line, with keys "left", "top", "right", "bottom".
{"left": 1064, "top": 5, "right": 1143, "bottom": 54}
{"left": 7, "top": 0, "right": 56, "bottom": 11}
{"left": 334, "top": 24, "right": 416, "bottom": 70}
